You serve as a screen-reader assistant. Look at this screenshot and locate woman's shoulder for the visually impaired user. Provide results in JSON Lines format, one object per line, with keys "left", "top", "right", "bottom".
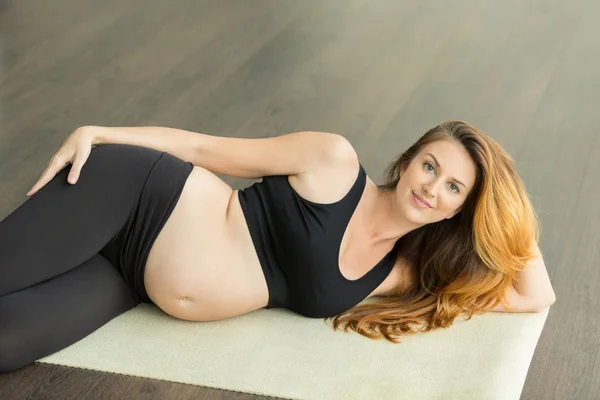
{"left": 287, "top": 147, "right": 362, "bottom": 205}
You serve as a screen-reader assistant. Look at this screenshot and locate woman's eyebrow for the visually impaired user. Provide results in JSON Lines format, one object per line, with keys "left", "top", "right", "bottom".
{"left": 426, "top": 153, "right": 467, "bottom": 189}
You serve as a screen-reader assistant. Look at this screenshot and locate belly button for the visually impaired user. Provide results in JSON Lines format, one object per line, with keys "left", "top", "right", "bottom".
{"left": 179, "top": 296, "right": 193, "bottom": 304}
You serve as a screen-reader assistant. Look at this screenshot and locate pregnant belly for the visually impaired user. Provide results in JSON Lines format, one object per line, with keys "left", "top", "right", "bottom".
{"left": 143, "top": 167, "right": 269, "bottom": 321}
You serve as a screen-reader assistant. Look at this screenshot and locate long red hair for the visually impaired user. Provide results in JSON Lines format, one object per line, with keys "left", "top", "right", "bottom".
{"left": 326, "top": 120, "right": 540, "bottom": 342}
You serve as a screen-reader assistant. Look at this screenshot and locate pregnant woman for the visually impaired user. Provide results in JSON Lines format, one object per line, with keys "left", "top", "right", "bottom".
{"left": 0, "top": 120, "right": 556, "bottom": 372}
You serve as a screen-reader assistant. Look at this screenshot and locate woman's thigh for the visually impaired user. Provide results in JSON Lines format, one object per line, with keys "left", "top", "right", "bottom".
{"left": 0, "top": 144, "right": 165, "bottom": 297}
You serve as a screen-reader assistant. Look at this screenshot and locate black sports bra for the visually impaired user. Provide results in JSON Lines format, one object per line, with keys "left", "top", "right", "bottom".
{"left": 237, "top": 163, "right": 397, "bottom": 318}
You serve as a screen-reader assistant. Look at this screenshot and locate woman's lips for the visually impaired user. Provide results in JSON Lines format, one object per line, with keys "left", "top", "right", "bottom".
{"left": 412, "top": 192, "right": 431, "bottom": 208}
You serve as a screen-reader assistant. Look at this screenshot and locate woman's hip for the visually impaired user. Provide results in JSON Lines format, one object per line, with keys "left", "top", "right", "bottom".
{"left": 98, "top": 145, "right": 194, "bottom": 303}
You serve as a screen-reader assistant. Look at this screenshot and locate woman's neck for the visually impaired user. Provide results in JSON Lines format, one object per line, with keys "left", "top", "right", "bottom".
{"left": 361, "top": 184, "right": 423, "bottom": 247}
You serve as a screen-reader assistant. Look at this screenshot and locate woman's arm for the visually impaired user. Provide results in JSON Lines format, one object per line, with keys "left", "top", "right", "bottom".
{"left": 512, "top": 244, "right": 556, "bottom": 304}
{"left": 87, "top": 125, "right": 202, "bottom": 165}
{"left": 86, "top": 125, "right": 346, "bottom": 179}
{"left": 490, "top": 244, "right": 556, "bottom": 313}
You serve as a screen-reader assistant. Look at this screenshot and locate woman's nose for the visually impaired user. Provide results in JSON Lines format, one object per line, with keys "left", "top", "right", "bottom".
{"left": 424, "top": 180, "right": 440, "bottom": 197}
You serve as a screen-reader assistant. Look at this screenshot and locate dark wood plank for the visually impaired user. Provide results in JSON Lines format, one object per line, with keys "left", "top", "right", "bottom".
{"left": 0, "top": 363, "right": 279, "bottom": 400}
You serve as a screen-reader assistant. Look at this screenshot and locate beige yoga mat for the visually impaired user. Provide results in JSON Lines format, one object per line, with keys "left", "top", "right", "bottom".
{"left": 38, "top": 302, "right": 550, "bottom": 400}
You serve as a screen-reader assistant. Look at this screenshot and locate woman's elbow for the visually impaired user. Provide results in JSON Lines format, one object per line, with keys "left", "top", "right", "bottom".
{"left": 532, "top": 293, "right": 556, "bottom": 313}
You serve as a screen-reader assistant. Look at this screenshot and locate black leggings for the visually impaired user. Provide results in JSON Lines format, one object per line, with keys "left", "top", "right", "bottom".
{"left": 0, "top": 144, "right": 193, "bottom": 372}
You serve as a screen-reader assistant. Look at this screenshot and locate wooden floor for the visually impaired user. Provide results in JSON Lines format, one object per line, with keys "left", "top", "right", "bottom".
{"left": 0, "top": 0, "right": 598, "bottom": 399}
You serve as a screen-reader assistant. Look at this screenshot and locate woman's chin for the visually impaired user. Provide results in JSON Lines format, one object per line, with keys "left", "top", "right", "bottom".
{"left": 403, "top": 202, "right": 429, "bottom": 224}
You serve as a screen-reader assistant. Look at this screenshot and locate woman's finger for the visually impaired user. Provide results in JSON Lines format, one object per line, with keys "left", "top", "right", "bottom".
{"left": 27, "top": 168, "right": 54, "bottom": 196}
{"left": 68, "top": 145, "right": 93, "bottom": 184}
{"left": 68, "top": 160, "right": 83, "bottom": 183}
{"left": 27, "top": 160, "right": 67, "bottom": 196}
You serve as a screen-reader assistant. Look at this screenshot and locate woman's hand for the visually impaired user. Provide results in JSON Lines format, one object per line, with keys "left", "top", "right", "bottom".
{"left": 26, "top": 127, "right": 96, "bottom": 197}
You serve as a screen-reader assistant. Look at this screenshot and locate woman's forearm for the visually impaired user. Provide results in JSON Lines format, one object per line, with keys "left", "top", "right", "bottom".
{"left": 86, "top": 125, "right": 202, "bottom": 165}
{"left": 513, "top": 245, "right": 556, "bottom": 306}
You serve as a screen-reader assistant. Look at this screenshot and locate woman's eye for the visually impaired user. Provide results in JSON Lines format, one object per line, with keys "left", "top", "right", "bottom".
{"left": 425, "top": 162, "right": 460, "bottom": 193}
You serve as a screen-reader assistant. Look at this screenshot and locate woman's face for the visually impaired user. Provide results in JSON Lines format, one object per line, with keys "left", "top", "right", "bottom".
{"left": 396, "top": 139, "right": 477, "bottom": 224}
